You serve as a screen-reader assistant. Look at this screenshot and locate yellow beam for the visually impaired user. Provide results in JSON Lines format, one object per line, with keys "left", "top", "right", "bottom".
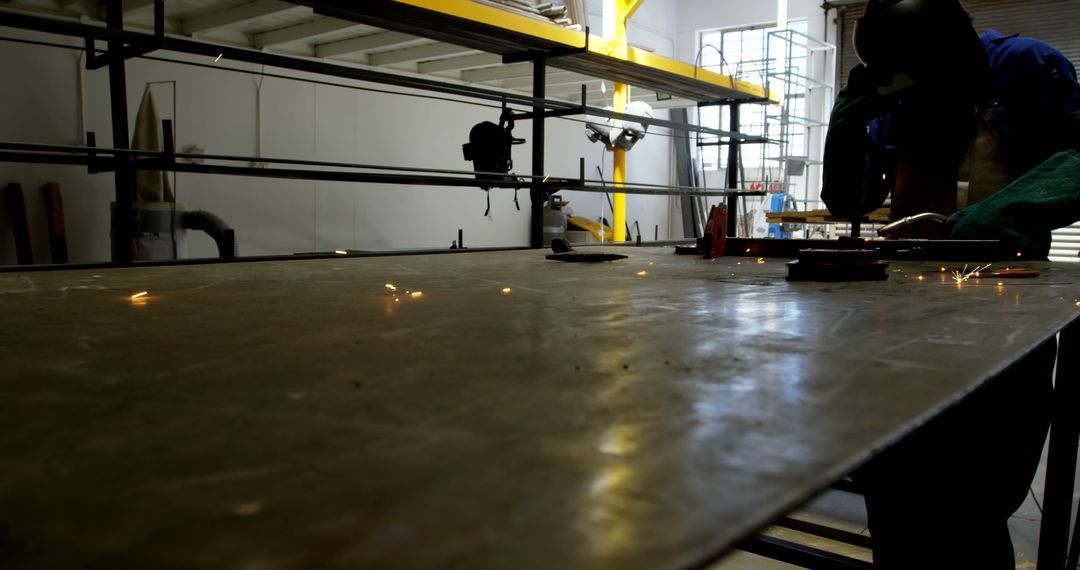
{"left": 611, "top": 0, "right": 635, "bottom": 243}
{"left": 379, "top": 0, "right": 772, "bottom": 102}
{"left": 392, "top": 0, "right": 589, "bottom": 48}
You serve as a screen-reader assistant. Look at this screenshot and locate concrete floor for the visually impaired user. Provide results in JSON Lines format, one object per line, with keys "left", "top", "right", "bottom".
{"left": 709, "top": 439, "right": 1070, "bottom": 569}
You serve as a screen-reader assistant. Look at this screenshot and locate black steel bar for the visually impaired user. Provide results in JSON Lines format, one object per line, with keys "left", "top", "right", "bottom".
{"left": 167, "top": 162, "right": 545, "bottom": 187}
{"left": 42, "top": 182, "right": 69, "bottom": 264}
{"left": 0, "top": 139, "right": 763, "bottom": 191}
{"left": 1038, "top": 320, "right": 1080, "bottom": 570}
{"left": 222, "top": 229, "right": 236, "bottom": 261}
{"left": 0, "top": 245, "right": 534, "bottom": 273}
{"left": 161, "top": 120, "right": 174, "bottom": 159}
{"left": 530, "top": 57, "right": 546, "bottom": 248}
{"left": 0, "top": 149, "right": 760, "bottom": 196}
{"left": 0, "top": 13, "right": 759, "bottom": 141}
{"left": 850, "top": 219, "right": 862, "bottom": 239}
{"left": 86, "top": 0, "right": 164, "bottom": 70}
{"left": 725, "top": 103, "right": 740, "bottom": 237}
{"left": 727, "top": 237, "right": 1011, "bottom": 261}
{"left": 696, "top": 137, "right": 773, "bottom": 146}
{"left": 3, "top": 183, "right": 33, "bottom": 265}
{"left": 86, "top": 39, "right": 158, "bottom": 70}
{"left": 774, "top": 518, "right": 873, "bottom": 549}
{"left": 0, "top": 11, "right": 565, "bottom": 111}
{"left": 0, "top": 141, "right": 553, "bottom": 179}
{"left": 0, "top": 152, "right": 97, "bottom": 166}
{"left": 1068, "top": 492, "right": 1080, "bottom": 569}
{"left": 105, "top": 0, "right": 133, "bottom": 265}
{"left": 153, "top": 0, "right": 164, "bottom": 39}
{"left": 582, "top": 105, "right": 755, "bottom": 140}
{"left": 738, "top": 535, "right": 873, "bottom": 570}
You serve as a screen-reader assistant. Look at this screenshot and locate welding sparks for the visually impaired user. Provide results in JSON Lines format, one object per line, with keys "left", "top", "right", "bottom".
{"left": 385, "top": 283, "right": 397, "bottom": 291}
{"left": 636, "top": 270, "right": 647, "bottom": 276}
{"left": 501, "top": 287, "right": 512, "bottom": 295}
{"left": 951, "top": 263, "right": 992, "bottom": 284}
{"left": 756, "top": 258, "right": 765, "bottom": 264}
{"left": 542, "top": 175, "right": 550, "bottom": 183}
{"left": 334, "top": 250, "right": 347, "bottom": 255}
{"left": 130, "top": 291, "right": 148, "bottom": 299}
{"left": 917, "top": 275, "right": 924, "bottom": 281}
{"left": 214, "top": 53, "right": 223, "bottom": 63}
{"left": 410, "top": 291, "right": 423, "bottom": 298}
{"left": 1016, "top": 251, "right": 1023, "bottom": 257}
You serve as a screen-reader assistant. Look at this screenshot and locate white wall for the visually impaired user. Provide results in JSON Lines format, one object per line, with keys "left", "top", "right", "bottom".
{"left": 0, "top": 11, "right": 680, "bottom": 265}
{"left": 675, "top": 0, "right": 829, "bottom": 64}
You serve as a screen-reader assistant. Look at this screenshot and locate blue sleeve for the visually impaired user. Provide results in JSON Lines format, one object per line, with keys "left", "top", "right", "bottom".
{"left": 983, "top": 37, "right": 1080, "bottom": 168}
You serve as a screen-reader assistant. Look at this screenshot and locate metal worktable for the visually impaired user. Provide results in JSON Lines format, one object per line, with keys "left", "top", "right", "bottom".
{"left": 1, "top": 248, "right": 1078, "bottom": 569}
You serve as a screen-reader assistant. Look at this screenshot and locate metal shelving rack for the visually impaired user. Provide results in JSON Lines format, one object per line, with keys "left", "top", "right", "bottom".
{"left": 765, "top": 28, "right": 835, "bottom": 237}
{"left": 0, "top": 0, "right": 771, "bottom": 264}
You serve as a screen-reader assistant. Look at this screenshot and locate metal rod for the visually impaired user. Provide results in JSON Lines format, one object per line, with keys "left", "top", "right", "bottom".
{"left": 104, "top": 0, "right": 133, "bottom": 265}
{"left": 530, "top": 57, "right": 546, "bottom": 248}
{"left": 725, "top": 103, "right": 740, "bottom": 238}
{"left": 0, "top": 15, "right": 759, "bottom": 141}
{"left": 0, "top": 245, "right": 535, "bottom": 273}
{"left": 0, "top": 141, "right": 548, "bottom": 179}
{"left": 0, "top": 142, "right": 765, "bottom": 197}
{"left": 737, "top": 535, "right": 872, "bottom": 570}
{"left": 1038, "top": 322, "right": 1080, "bottom": 570}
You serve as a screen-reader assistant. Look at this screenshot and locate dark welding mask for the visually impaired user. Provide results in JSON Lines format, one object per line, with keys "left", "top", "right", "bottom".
{"left": 853, "top": 0, "right": 989, "bottom": 104}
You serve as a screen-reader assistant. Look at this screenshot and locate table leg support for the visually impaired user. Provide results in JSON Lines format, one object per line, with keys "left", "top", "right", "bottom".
{"left": 1038, "top": 320, "right": 1079, "bottom": 570}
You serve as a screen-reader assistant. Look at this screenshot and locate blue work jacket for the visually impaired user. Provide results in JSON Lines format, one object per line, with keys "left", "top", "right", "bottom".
{"left": 863, "top": 30, "right": 1080, "bottom": 198}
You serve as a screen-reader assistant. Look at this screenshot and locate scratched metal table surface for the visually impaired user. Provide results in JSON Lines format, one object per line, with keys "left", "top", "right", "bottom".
{"left": 1, "top": 248, "right": 1078, "bottom": 570}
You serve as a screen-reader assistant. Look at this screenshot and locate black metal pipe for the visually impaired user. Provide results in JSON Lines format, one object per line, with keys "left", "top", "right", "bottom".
{"left": 0, "top": 148, "right": 764, "bottom": 197}
{"left": 0, "top": 245, "right": 534, "bottom": 273}
{"left": 738, "top": 535, "right": 872, "bottom": 570}
{"left": 530, "top": 58, "right": 546, "bottom": 248}
{"left": 3, "top": 183, "right": 33, "bottom": 264}
{"left": 725, "top": 104, "right": 740, "bottom": 237}
{"left": 0, "top": 12, "right": 762, "bottom": 141}
{"left": 105, "top": 0, "right": 133, "bottom": 265}
{"left": 1037, "top": 321, "right": 1080, "bottom": 570}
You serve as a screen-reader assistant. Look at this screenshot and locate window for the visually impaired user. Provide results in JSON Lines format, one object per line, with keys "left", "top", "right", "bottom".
{"left": 698, "top": 20, "right": 808, "bottom": 170}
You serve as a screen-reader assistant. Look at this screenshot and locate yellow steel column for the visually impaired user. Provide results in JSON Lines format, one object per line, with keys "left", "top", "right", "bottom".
{"left": 611, "top": 0, "right": 642, "bottom": 242}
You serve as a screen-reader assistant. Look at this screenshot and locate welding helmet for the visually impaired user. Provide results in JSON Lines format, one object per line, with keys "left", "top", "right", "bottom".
{"left": 853, "top": 0, "right": 989, "bottom": 103}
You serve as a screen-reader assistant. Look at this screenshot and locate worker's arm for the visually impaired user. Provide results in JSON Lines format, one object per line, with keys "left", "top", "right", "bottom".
{"left": 820, "top": 65, "right": 898, "bottom": 219}
{"left": 983, "top": 36, "right": 1080, "bottom": 170}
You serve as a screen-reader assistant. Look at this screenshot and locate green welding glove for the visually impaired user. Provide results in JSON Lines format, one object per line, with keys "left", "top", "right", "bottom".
{"left": 821, "top": 65, "right": 897, "bottom": 219}
{"left": 947, "top": 150, "right": 1080, "bottom": 259}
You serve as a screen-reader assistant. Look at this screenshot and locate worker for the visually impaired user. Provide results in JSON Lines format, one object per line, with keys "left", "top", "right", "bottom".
{"left": 821, "top": 0, "right": 1080, "bottom": 255}
{"left": 819, "top": 1, "right": 1079, "bottom": 568}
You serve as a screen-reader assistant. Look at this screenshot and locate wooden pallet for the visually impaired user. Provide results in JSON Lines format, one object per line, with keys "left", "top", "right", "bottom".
{"left": 766, "top": 208, "right": 890, "bottom": 225}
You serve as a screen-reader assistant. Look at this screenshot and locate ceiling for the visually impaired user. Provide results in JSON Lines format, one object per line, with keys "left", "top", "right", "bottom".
{"left": 0, "top": 0, "right": 700, "bottom": 109}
